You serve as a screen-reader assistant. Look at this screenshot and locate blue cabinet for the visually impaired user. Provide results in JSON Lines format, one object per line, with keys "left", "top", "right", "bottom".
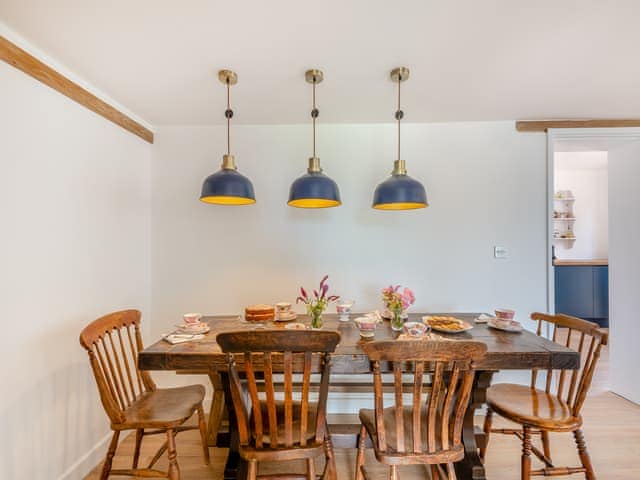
{"left": 593, "top": 266, "right": 609, "bottom": 319}
{"left": 554, "top": 264, "right": 609, "bottom": 327}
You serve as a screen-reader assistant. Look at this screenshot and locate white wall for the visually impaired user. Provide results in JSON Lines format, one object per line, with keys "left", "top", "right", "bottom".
{"left": 0, "top": 62, "right": 151, "bottom": 479}
{"left": 554, "top": 151, "right": 608, "bottom": 259}
{"left": 152, "top": 123, "right": 545, "bottom": 330}
{"left": 609, "top": 140, "right": 640, "bottom": 404}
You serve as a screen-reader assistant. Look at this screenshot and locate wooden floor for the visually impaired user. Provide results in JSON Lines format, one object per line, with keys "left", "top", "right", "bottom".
{"left": 85, "top": 337, "right": 640, "bottom": 479}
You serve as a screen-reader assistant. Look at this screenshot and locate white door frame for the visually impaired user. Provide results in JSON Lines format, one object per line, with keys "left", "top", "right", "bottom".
{"left": 546, "top": 127, "right": 640, "bottom": 314}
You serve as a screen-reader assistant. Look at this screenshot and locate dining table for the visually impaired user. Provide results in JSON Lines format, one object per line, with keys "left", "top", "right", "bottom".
{"left": 138, "top": 313, "right": 580, "bottom": 480}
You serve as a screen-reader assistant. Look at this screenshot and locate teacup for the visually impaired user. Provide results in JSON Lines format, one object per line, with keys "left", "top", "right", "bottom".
{"left": 183, "top": 313, "right": 202, "bottom": 325}
{"left": 403, "top": 321, "right": 430, "bottom": 338}
{"left": 337, "top": 299, "right": 355, "bottom": 321}
{"left": 275, "top": 302, "right": 292, "bottom": 314}
{"left": 354, "top": 316, "right": 378, "bottom": 338}
{"left": 495, "top": 308, "right": 515, "bottom": 320}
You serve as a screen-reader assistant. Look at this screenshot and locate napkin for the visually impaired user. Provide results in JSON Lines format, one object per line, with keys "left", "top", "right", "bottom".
{"left": 475, "top": 313, "right": 494, "bottom": 323}
{"left": 161, "top": 333, "right": 205, "bottom": 345}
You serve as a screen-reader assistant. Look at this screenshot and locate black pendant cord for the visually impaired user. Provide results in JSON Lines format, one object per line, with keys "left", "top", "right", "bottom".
{"left": 396, "top": 77, "right": 402, "bottom": 161}
{"left": 311, "top": 79, "right": 318, "bottom": 158}
{"left": 224, "top": 79, "right": 232, "bottom": 156}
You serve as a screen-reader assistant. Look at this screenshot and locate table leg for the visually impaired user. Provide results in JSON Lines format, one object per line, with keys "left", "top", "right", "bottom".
{"left": 207, "top": 372, "right": 227, "bottom": 447}
{"left": 219, "top": 371, "right": 245, "bottom": 480}
{"left": 455, "top": 370, "right": 494, "bottom": 480}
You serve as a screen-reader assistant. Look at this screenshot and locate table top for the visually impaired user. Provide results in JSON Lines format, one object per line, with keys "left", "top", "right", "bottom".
{"left": 138, "top": 313, "right": 580, "bottom": 373}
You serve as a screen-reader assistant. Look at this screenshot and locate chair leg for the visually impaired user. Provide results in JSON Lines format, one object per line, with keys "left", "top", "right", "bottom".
{"left": 166, "top": 428, "right": 180, "bottom": 480}
{"left": 247, "top": 459, "right": 258, "bottom": 480}
{"left": 389, "top": 465, "right": 398, "bottom": 480}
{"left": 132, "top": 429, "right": 143, "bottom": 469}
{"left": 574, "top": 429, "right": 596, "bottom": 480}
{"left": 197, "top": 404, "right": 210, "bottom": 465}
{"left": 479, "top": 407, "right": 493, "bottom": 461}
{"left": 307, "top": 458, "right": 316, "bottom": 480}
{"left": 430, "top": 464, "right": 440, "bottom": 479}
{"left": 322, "top": 427, "right": 337, "bottom": 480}
{"left": 100, "top": 431, "right": 120, "bottom": 480}
{"left": 521, "top": 425, "right": 532, "bottom": 480}
{"left": 540, "top": 430, "right": 551, "bottom": 463}
{"left": 446, "top": 463, "right": 456, "bottom": 480}
{"left": 355, "top": 424, "right": 367, "bottom": 480}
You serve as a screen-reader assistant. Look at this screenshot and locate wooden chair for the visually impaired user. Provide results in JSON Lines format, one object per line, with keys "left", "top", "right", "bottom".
{"left": 481, "top": 312, "right": 608, "bottom": 479}
{"left": 355, "top": 340, "right": 488, "bottom": 480}
{"left": 216, "top": 329, "right": 341, "bottom": 480}
{"left": 79, "top": 309, "right": 209, "bottom": 479}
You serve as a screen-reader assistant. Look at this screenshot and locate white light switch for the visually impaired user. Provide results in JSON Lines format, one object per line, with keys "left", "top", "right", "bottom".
{"left": 494, "top": 246, "right": 508, "bottom": 259}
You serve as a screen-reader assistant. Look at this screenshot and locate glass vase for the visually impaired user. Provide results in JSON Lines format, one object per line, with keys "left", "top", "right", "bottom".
{"left": 311, "top": 311, "right": 323, "bottom": 329}
{"left": 391, "top": 310, "right": 405, "bottom": 331}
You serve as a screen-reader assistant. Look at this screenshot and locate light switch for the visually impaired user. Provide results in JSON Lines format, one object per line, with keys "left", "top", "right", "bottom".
{"left": 494, "top": 246, "right": 508, "bottom": 259}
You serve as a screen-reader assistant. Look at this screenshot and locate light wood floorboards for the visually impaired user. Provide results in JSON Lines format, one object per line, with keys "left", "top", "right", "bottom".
{"left": 85, "top": 338, "right": 640, "bottom": 479}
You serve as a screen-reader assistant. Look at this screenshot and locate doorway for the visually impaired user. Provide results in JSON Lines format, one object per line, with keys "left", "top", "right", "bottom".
{"left": 546, "top": 128, "right": 640, "bottom": 404}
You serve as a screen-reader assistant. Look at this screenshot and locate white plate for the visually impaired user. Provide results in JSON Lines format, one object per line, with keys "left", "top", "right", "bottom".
{"left": 284, "top": 322, "right": 307, "bottom": 330}
{"left": 422, "top": 316, "right": 474, "bottom": 334}
{"left": 487, "top": 318, "right": 523, "bottom": 333}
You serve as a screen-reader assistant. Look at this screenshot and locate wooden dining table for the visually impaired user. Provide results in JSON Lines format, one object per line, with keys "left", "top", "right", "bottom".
{"left": 138, "top": 313, "right": 580, "bottom": 480}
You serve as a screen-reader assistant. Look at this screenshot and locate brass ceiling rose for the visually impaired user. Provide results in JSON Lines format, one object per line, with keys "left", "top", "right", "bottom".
{"left": 390, "top": 67, "right": 410, "bottom": 83}
{"left": 305, "top": 69, "right": 324, "bottom": 84}
{"left": 218, "top": 69, "right": 238, "bottom": 85}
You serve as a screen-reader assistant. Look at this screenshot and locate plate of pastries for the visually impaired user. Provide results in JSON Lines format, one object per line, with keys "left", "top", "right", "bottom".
{"left": 422, "top": 315, "right": 473, "bottom": 333}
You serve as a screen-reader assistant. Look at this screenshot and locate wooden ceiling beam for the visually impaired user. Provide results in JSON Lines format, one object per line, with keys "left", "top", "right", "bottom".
{"left": 516, "top": 119, "right": 640, "bottom": 132}
{"left": 0, "top": 35, "right": 153, "bottom": 144}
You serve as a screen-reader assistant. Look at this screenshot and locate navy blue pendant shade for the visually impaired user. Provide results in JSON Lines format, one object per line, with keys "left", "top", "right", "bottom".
{"left": 372, "top": 159, "right": 428, "bottom": 210}
{"left": 372, "top": 172, "right": 428, "bottom": 210}
{"left": 200, "top": 154, "right": 256, "bottom": 205}
{"left": 288, "top": 162, "right": 341, "bottom": 208}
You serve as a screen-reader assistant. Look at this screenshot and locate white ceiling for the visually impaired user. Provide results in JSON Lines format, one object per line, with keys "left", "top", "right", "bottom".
{"left": 2, "top": 0, "right": 640, "bottom": 126}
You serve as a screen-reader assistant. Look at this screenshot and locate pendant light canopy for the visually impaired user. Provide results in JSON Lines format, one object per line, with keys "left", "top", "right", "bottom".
{"left": 200, "top": 70, "right": 256, "bottom": 206}
{"left": 372, "top": 67, "right": 428, "bottom": 210}
{"left": 288, "top": 69, "right": 341, "bottom": 208}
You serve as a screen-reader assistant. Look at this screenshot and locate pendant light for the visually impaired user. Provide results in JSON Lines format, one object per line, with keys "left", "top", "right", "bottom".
{"left": 287, "top": 69, "right": 341, "bottom": 208}
{"left": 200, "top": 70, "right": 256, "bottom": 205}
{"left": 372, "top": 67, "right": 428, "bottom": 210}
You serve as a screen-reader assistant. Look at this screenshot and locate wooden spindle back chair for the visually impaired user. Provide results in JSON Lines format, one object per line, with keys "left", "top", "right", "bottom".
{"left": 217, "top": 330, "right": 341, "bottom": 480}
{"left": 355, "top": 340, "right": 487, "bottom": 480}
{"left": 80, "top": 310, "right": 209, "bottom": 480}
{"left": 483, "top": 312, "right": 608, "bottom": 479}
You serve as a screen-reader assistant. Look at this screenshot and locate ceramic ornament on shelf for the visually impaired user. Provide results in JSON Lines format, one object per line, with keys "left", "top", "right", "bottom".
{"left": 553, "top": 190, "right": 576, "bottom": 249}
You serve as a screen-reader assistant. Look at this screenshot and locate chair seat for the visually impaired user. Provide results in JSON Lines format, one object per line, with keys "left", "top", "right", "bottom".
{"left": 117, "top": 384, "right": 205, "bottom": 429}
{"left": 252, "top": 400, "right": 319, "bottom": 447}
{"left": 487, "top": 383, "right": 582, "bottom": 431}
{"left": 359, "top": 407, "right": 464, "bottom": 462}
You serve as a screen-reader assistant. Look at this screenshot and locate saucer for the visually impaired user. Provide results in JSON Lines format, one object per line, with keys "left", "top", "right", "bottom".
{"left": 175, "top": 323, "right": 210, "bottom": 334}
{"left": 275, "top": 312, "right": 297, "bottom": 322}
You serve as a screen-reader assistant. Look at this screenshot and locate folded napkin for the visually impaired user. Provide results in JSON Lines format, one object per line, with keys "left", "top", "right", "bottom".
{"left": 161, "top": 332, "right": 205, "bottom": 345}
{"left": 475, "top": 313, "right": 494, "bottom": 323}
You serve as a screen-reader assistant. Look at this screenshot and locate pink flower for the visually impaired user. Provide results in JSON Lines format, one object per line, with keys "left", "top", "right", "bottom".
{"left": 403, "top": 287, "right": 415, "bottom": 305}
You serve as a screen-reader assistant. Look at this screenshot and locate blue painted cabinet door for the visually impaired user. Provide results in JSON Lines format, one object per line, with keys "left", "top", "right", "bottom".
{"left": 555, "top": 266, "right": 594, "bottom": 318}
{"left": 593, "top": 266, "right": 609, "bottom": 319}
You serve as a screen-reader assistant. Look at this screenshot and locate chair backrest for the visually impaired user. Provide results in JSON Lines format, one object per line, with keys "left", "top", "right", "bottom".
{"left": 79, "top": 309, "right": 155, "bottom": 424}
{"left": 530, "top": 312, "right": 608, "bottom": 417}
{"left": 217, "top": 330, "right": 340, "bottom": 449}
{"left": 362, "top": 340, "right": 487, "bottom": 455}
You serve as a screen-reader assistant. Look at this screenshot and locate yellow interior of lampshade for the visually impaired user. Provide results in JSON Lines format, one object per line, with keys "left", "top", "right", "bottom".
{"left": 373, "top": 202, "right": 428, "bottom": 210}
{"left": 287, "top": 198, "right": 341, "bottom": 208}
{"left": 200, "top": 196, "right": 256, "bottom": 205}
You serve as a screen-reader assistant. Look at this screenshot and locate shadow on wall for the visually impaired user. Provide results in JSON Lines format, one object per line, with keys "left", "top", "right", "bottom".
{"left": 0, "top": 333, "right": 109, "bottom": 479}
